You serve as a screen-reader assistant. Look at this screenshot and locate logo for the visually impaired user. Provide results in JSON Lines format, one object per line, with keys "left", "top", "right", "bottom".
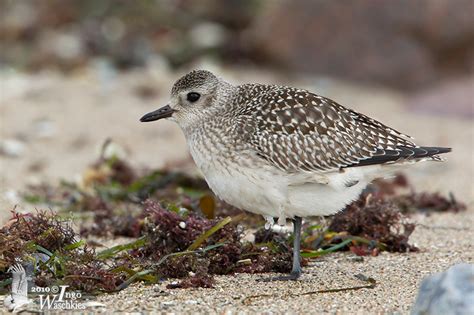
{"left": 3, "top": 264, "right": 30, "bottom": 312}
{"left": 34, "top": 285, "right": 86, "bottom": 310}
{"left": 3, "top": 263, "right": 87, "bottom": 312}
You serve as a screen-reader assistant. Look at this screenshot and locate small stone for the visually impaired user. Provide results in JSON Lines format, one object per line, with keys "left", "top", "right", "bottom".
{"left": 190, "top": 22, "right": 227, "bottom": 49}
{"left": 4, "top": 189, "right": 21, "bottom": 204}
{"left": 348, "top": 255, "right": 364, "bottom": 262}
{"left": 100, "top": 140, "right": 127, "bottom": 160}
{"left": 32, "top": 119, "right": 56, "bottom": 139}
{"left": 83, "top": 301, "right": 106, "bottom": 309}
{"left": 101, "top": 17, "right": 125, "bottom": 42}
{"left": 43, "top": 31, "right": 84, "bottom": 60}
{"left": 236, "top": 259, "right": 252, "bottom": 265}
{"left": 179, "top": 221, "right": 186, "bottom": 229}
{"left": 153, "top": 289, "right": 169, "bottom": 297}
{"left": 0, "top": 139, "right": 26, "bottom": 157}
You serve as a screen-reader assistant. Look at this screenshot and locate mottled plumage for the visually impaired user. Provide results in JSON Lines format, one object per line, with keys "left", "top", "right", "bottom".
{"left": 141, "top": 70, "right": 451, "bottom": 280}
{"left": 232, "top": 83, "right": 448, "bottom": 172}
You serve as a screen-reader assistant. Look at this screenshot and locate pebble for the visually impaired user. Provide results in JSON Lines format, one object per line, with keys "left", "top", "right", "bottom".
{"left": 4, "top": 189, "right": 21, "bottom": 204}
{"left": 161, "top": 301, "right": 174, "bottom": 306}
{"left": 190, "top": 22, "right": 227, "bottom": 49}
{"left": 32, "top": 118, "right": 56, "bottom": 139}
{"left": 237, "top": 259, "right": 252, "bottom": 265}
{"left": 0, "top": 139, "right": 26, "bottom": 157}
{"left": 100, "top": 140, "right": 127, "bottom": 160}
{"left": 347, "top": 255, "right": 364, "bottom": 262}
{"left": 45, "top": 31, "right": 84, "bottom": 60}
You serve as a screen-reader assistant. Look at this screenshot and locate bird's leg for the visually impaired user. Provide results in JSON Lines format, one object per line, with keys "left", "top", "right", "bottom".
{"left": 289, "top": 216, "right": 303, "bottom": 277}
{"left": 258, "top": 216, "right": 302, "bottom": 282}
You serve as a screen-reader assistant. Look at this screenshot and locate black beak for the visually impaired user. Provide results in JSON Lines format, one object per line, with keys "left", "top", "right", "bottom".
{"left": 140, "top": 105, "right": 175, "bottom": 122}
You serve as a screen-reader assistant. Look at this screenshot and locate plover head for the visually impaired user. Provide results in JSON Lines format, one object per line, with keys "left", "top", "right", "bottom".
{"left": 140, "top": 70, "right": 233, "bottom": 129}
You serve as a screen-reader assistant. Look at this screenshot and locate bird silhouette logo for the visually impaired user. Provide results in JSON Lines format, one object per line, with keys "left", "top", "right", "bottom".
{"left": 3, "top": 263, "right": 31, "bottom": 312}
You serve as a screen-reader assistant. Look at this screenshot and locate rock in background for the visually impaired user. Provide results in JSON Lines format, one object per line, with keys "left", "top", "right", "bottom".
{"left": 411, "top": 263, "right": 474, "bottom": 315}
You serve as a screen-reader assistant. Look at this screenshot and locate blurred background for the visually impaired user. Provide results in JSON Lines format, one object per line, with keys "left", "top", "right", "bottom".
{"left": 0, "top": 0, "right": 473, "bottom": 222}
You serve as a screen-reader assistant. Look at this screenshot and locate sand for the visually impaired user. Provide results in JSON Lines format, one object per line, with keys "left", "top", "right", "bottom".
{"left": 1, "top": 66, "right": 473, "bottom": 313}
{"left": 96, "top": 210, "right": 473, "bottom": 314}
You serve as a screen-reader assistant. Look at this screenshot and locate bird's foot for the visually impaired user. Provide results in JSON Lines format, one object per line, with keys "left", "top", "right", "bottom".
{"left": 257, "top": 270, "right": 301, "bottom": 282}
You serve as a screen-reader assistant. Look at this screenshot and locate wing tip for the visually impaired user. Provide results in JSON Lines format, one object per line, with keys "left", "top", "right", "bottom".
{"left": 419, "top": 146, "right": 452, "bottom": 156}
{"left": 347, "top": 145, "right": 451, "bottom": 168}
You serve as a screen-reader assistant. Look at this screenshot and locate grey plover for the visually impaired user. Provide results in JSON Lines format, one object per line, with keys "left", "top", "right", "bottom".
{"left": 140, "top": 70, "right": 451, "bottom": 280}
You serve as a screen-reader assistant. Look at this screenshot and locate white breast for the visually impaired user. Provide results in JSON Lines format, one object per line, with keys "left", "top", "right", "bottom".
{"left": 189, "top": 142, "right": 285, "bottom": 217}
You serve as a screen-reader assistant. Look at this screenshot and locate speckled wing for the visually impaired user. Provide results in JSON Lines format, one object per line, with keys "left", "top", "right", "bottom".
{"left": 238, "top": 84, "right": 420, "bottom": 173}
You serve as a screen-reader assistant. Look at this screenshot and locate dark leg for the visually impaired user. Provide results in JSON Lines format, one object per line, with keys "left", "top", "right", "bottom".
{"left": 290, "top": 216, "right": 303, "bottom": 277}
{"left": 259, "top": 216, "right": 302, "bottom": 281}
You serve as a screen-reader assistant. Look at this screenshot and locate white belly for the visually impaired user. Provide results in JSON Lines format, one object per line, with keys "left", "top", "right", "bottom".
{"left": 287, "top": 178, "right": 368, "bottom": 217}
{"left": 189, "top": 142, "right": 392, "bottom": 221}
{"left": 196, "top": 161, "right": 379, "bottom": 220}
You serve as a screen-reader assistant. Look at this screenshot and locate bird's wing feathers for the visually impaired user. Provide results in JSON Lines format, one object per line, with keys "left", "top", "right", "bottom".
{"left": 240, "top": 85, "right": 417, "bottom": 173}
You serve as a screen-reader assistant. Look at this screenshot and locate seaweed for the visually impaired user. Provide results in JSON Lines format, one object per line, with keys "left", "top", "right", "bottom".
{"left": 0, "top": 211, "right": 126, "bottom": 294}
{"left": 132, "top": 200, "right": 293, "bottom": 281}
{"left": 328, "top": 195, "right": 417, "bottom": 255}
{"left": 369, "top": 174, "right": 465, "bottom": 214}
{"left": 0, "top": 202, "right": 294, "bottom": 292}
{"left": 0, "top": 210, "right": 76, "bottom": 265}
{"left": 5, "top": 146, "right": 464, "bottom": 291}
{"left": 393, "top": 191, "right": 466, "bottom": 214}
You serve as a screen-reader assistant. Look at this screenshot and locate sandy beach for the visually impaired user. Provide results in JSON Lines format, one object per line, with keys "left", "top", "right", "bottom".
{"left": 96, "top": 210, "right": 473, "bottom": 314}
{"left": 1, "top": 68, "right": 473, "bottom": 313}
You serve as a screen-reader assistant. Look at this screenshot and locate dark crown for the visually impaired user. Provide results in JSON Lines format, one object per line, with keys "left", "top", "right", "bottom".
{"left": 171, "top": 70, "right": 218, "bottom": 95}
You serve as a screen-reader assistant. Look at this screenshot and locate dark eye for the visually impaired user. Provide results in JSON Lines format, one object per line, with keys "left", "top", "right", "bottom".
{"left": 186, "top": 92, "right": 201, "bottom": 102}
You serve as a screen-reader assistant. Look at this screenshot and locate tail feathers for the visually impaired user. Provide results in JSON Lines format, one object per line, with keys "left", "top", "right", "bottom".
{"left": 417, "top": 146, "right": 451, "bottom": 162}
{"left": 415, "top": 146, "right": 451, "bottom": 157}
{"left": 354, "top": 146, "right": 451, "bottom": 167}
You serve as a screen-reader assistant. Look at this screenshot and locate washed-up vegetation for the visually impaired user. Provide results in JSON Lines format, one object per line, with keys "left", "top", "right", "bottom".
{"left": 0, "top": 146, "right": 465, "bottom": 292}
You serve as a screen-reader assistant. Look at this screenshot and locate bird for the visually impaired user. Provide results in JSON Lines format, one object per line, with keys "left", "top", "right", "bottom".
{"left": 4, "top": 263, "right": 31, "bottom": 312}
{"left": 140, "top": 70, "right": 451, "bottom": 281}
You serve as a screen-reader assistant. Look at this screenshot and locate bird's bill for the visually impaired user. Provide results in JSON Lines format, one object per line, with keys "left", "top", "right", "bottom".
{"left": 140, "top": 105, "right": 175, "bottom": 122}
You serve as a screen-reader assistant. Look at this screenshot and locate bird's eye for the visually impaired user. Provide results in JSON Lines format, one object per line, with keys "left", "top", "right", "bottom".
{"left": 186, "top": 92, "right": 201, "bottom": 103}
